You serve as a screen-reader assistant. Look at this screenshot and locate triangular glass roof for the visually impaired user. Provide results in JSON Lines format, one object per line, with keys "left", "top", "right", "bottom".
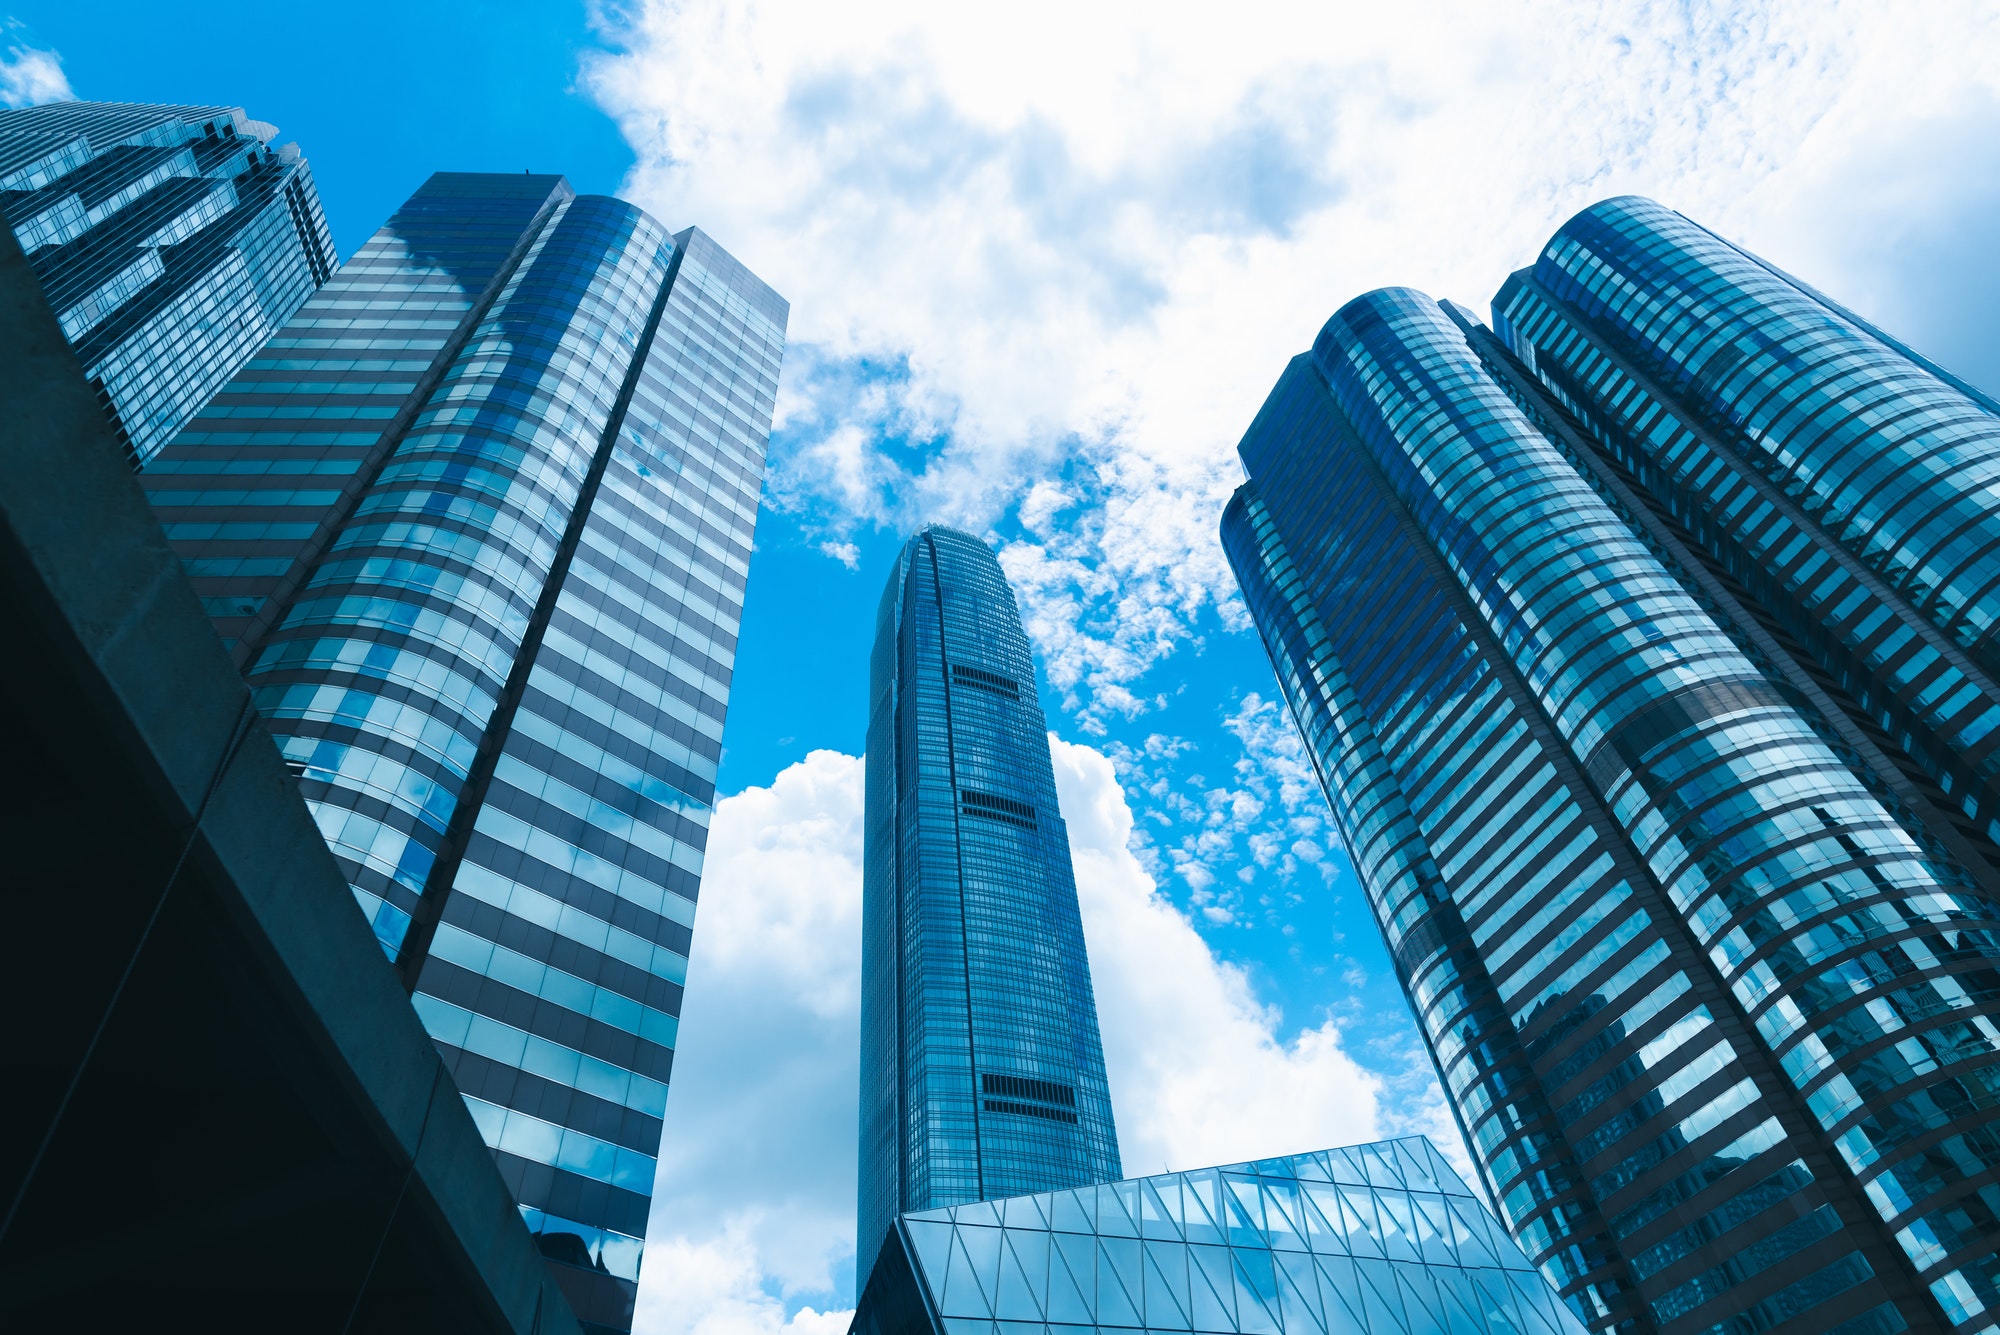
{"left": 881, "top": 1136, "right": 1586, "bottom": 1335}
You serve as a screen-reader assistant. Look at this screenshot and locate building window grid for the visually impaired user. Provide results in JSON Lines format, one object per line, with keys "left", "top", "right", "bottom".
{"left": 1216, "top": 293, "right": 1984, "bottom": 1335}
{"left": 141, "top": 179, "right": 785, "bottom": 1317}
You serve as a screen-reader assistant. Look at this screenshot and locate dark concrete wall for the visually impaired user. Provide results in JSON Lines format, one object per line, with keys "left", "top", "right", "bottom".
{"left": 0, "top": 209, "right": 580, "bottom": 1333}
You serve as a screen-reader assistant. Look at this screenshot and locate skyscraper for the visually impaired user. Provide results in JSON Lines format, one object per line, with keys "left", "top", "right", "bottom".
{"left": 0, "top": 210, "right": 579, "bottom": 1332}
{"left": 0, "top": 101, "right": 336, "bottom": 465}
{"left": 861, "top": 525, "right": 1123, "bottom": 1281}
{"left": 1223, "top": 198, "right": 2000, "bottom": 1335}
{"left": 144, "top": 172, "right": 786, "bottom": 1335}
{"left": 1478, "top": 196, "right": 2000, "bottom": 1334}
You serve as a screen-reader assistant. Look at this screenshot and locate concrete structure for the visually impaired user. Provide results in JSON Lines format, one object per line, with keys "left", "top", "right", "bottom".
{"left": 0, "top": 198, "right": 576, "bottom": 1331}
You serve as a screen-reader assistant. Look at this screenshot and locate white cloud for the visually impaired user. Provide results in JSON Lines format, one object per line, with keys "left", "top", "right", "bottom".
{"left": 0, "top": 33, "right": 70, "bottom": 109}
{"left": 638, "top": 1229, "right": 853, "bottom": 1335}
{"left": 638, "top": 740, "right": 1434, "bottom": 1333}
{"left": 1050, "top": 733, "right": 1389, "bottom": 1176}
{"left": 607, "top": 15, "right": 2000, "bottom": 1317}
{"left": 636, "top": 750, "right": 866, "bottom": 1335}
{"left": 587, "top": 0, "right": 2000, "bottom": 721}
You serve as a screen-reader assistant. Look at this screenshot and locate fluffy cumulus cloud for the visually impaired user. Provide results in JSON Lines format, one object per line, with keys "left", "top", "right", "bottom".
{"left": 606, "top": 5, "right": 2000, "bottom": 1330}
{"left": 638, "top": 740, "right": 1396, "bottom": 1333}
{"left": 0, "top": 26, "right": 70, "bottom": 109}
{"left": 587, "top": 0, "right": 2000, "bottom": 725}
{"left": 1049, "top": 734, "right": 1381, "bottom": 1177}
{"left": 636, "top": 750, "right": 865, "bottom": 1335}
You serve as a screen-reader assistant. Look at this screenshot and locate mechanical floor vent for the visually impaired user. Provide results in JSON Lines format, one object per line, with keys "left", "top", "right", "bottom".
{"left": 982, "top": 1073, "right": 1076, "bottom": 1106}
{"left": 951, "top": 663, "right": 1021, "bottom": 699}
{"left": 960, "top": 788, "right": 1036, "bottom": 830}
{"left": 984, "top": 1099, "right": 1080, "bottom": 1125}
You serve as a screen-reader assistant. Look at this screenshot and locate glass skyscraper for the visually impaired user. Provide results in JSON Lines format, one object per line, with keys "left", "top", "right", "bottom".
{"left": 861, "top": 525, "right": 1123, "bottom": 1282}
{"left": 144, "top": 171, "right": 786, "bottom": 1335}
{"left": 1224, "top": 196, "right": 2000, "bottom": 1335}
{"left": 0, "top": 101, "right": 336, "bottom": 465}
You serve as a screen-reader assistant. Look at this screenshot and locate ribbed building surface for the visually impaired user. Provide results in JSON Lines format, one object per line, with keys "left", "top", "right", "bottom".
{"left": 861, "top": 525, "right": 1123, "bottom": 1282}
{"left": 1224, "top": 198, "right": 2000, "bottom": 1335}
{"left": 1481, "top": 196, "right": 2000, "bottom": 1334}
{"left": 0, "top": 101, "right": 335, "bottom": 464}
{"left": 144, "top": 172, "right": 786, "bottom": 1334}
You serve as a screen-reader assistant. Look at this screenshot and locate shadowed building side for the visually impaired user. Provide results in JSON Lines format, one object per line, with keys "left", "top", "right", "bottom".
{"left": 0, "top": 177, "right": 577, "bottom": 1335}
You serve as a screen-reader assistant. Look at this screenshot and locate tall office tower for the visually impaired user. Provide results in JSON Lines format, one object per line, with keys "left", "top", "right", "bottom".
{"left": 0, "top": 101, "right": 336, "bottom": 465}
{"left": 1471, "top": 196, "right": 2000, "bottom": 1334}
{"left": 1223, "top": 221, "right": 2000, "bottom": 1335}
{"left": 144, "top": 172, "right": 786, "bottom": 1335}
{"left": 860, "top": 525, "right": 1123, "bottom": 1281}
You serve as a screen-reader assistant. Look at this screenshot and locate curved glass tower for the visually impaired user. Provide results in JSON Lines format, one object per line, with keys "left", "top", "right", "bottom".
{"left": 146, "top": 173, "right": 786, "bottom": 1335}
{"left": 1224, "top": 260, "right": 2000, "bottom": 1335}
{"left": 1489, "top": 197, "right": 2000, "bottom": 1334}
{"left": 860, "top": 525, "right": 1122, "bottom": 1281}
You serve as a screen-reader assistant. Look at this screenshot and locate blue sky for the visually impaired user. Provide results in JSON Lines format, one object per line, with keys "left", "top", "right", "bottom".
{"left": 14, "top": 3, "right": 2000, "bottom": 1333}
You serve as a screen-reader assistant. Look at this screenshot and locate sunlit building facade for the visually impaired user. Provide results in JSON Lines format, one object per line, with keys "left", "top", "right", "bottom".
{"left": 1223, "top": 197, "right": 2000, "bottom": 1335}
{"left": 852, "top": 1138, "right": 1587, "bottom": 1335}
{"left": 0, "top": 101, "right": 336, "bottom": 464}
{"left": 861, "top": 525, "right": 1123, "bottom": 1282}
{"left": 144, "top": 172, "right": 786, "bottom": 1334}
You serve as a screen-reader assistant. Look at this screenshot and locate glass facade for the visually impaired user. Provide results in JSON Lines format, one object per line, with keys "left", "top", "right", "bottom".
{"left": 1478, "top": 196, "right": 2000, "bottom": 1334}
{"left": 851, "top": 1137, "right": 1587, "bottom": 1335}
{"left": 144, "top": 172, "right": 787, "bottom": 1335}
{"left": 862, "top": 525, "right": 1124, "bottom": 1281}
{"left": 0, "top": 101, "right": 336, "bottom": 464}
{"left": 1221, "top": 264, "right": 1997, "bottom": 1334}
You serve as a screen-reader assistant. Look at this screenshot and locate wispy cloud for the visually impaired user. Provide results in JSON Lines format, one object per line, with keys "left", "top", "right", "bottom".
{"left": 594, "top": 4, "right": 2000, "bottom": 1329}
{"left": 0, "top": 25, "right": 71, "bottom": 109}
{"left": 638, "top": 750, "right": 864, "bottom": 1335}
{"left": 588, "top": 0, "right": 2000, "bottom": 724}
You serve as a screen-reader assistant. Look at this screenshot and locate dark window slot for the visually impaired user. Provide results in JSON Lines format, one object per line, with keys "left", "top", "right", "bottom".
{"left": 951, "top": 663, "right": 1021, "bottom": 699}
{"left": 982, "top": 1073, "right": 1076, "bottom": 1106}
{"left": 960, "top": 788, "right": 1038, "bottom": 830}
{"left": 983, "top": 1099, "right": 1079, "bottom": 1124}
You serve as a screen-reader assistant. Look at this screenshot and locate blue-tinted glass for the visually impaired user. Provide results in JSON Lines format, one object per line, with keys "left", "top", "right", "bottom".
{"left": 144, "top": 172, "right": 785, "bottom": 1335}
{"left": 1221, "top": 245, "right": 1999, "bottom": 1335}
{"left": 855, "top": 1139, "right": 1587, "bottom": 1335}
{"left": 859, "top": 526, "right": 1123, "bottom": 1276}
{"left": 0, "top": 101, "right": 338, "bottom": 464}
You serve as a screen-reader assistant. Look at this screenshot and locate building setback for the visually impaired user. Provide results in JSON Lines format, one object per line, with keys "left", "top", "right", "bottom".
{"left": 1224, "top": 197, "right": 2000, "bottom": 1335}
{"left": 860, "top": 525, "right": 1123, "bottom": 1282}
{"left": 143, "top": 172, "right": 786, "bottom": 1335}
{"left": 0, "top": 101, "right": 336, "bottom": 464}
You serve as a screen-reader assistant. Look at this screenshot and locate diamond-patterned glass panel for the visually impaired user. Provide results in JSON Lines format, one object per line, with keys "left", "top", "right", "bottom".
{"left": 875, "top": 1138, "right": 1587, "bottom": 1335}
